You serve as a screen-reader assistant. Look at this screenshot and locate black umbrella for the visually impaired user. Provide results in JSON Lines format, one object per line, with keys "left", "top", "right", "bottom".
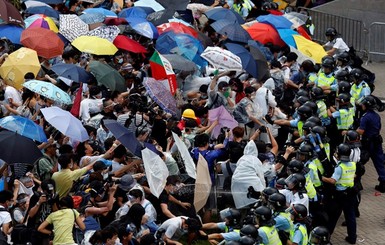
{"left": 248, "top": 41, "right": 269, "bottom": 81}
{"left": 0, "top": 130, "right": 43, "bottom": 164}
{"left": 147, "top": 9, "right": 175, "bottom": 26}
{"left": 157, "top": 0, "right": 189, "bottom": 11}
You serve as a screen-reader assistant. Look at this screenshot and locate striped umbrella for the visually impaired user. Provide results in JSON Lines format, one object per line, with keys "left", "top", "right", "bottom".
{"left": 24, "top": 14, "right": 59, "bottom": 33}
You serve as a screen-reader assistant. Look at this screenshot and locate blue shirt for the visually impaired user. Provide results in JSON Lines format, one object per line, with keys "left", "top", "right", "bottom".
{"left": 216, "top": 222, "right": 241, "bottom": 241}
{"left": 291, "top": 223, "right": 306, "bottom": 245}
{"left": 359, "top": 110, "right": 381, "bottom": 138}
{"left": 274, "top": 214, "right": 291, "bottom": 232}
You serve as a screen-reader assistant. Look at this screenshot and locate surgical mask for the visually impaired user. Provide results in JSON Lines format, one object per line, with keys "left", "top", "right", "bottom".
{"left": 48, "top": 58, "right": 55, "bottom": 65}
{"left": 127, "top": 195, "right": 136, "bottom": 202}
{"left": 223, "top": 89, "right": 230, "bottom": 98}
{"left": 103, "top": 172, "right": 109, "bottom": 180}
{"left": 118, "top": 58, "right": 123, "bottom": 64}
{"left": 25, "top": 185, "right": 35, "bottom": 196}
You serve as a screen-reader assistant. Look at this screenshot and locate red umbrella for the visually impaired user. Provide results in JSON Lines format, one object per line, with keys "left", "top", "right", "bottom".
{"left": 157, "top": 22, "right": 198, "bottom": 38}
{"left": 297, "top": 26, "right": 312, "bottom": 40}
{"left": 0, "top": 0, "right": 24, "bottom": 26}
{"left": 21, "top": 27, "right": 64, "bottom": 59}
{"left": 104, "top": 17, "right": 128, "bottom": 25}
{"left": 245, "top": 22, "right": 285, "bottom": 46}
{"left": 113, "top": 35, "right": 147, "bottom": 53}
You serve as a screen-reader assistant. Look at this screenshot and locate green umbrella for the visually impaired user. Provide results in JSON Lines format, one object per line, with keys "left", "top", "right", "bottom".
{"left": 88, "top": 60, "right": 126, "bottom": 92}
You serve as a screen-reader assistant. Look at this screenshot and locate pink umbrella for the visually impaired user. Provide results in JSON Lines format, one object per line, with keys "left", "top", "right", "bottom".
{"left": 208, "top": 105, "right": 238, "bottom": 138}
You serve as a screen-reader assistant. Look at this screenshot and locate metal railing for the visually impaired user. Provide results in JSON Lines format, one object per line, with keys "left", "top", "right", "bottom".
{"left": 367, "top": 22, "right": 385, "bottom": 62}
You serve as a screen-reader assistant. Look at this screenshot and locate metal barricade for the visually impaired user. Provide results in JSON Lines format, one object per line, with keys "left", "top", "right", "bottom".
{"left": 367, "top": 22, "right": 385, "bottom": 62}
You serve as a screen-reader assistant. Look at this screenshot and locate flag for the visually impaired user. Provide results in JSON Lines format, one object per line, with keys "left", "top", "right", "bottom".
{"left": 172, "top": 132, "right": 196, "bottom": 179}
{"left": 194, "top": 153, "right": 212, "bottom": 212}
{"left": 70, "top": 83, "right": 83, "bottom": 118}
{"left": 149, "top": 50, "right": 177, "bottom": 95}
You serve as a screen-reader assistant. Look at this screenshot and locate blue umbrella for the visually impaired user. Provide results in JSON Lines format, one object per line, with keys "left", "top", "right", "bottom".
{"left": 256, "top": 14, "right": 293, "bottom": 30}
{"left": 119, "top": 6, "right": 153, "bottom": 18}
{"left": 156, "top": 31, "right": 207, "bottom": 68}
{"left": 25, "top": 6, "right": 59, "bottom": 19}
{"left": 247, "top": 40, "right": 273, "bottom": 62}
{"left": 204, "top": 7, "right": 245, "bottom": 24}
{"left": 211, "top": 20, "right": 251, "bottom": 44}
{"left": 79, "top": 12, "right": 105, "bottom": 24}
{"left": 23, "top": 80, "right": 72, "bottom": 104}
{"left": 51, "top": 63, "right": 92, "bottom": 83}
{"left": 0, "top": 25, "right": 23, "bottom": 44}
{"left": 83, "top": 8, "right": 117, "bottom": 18}
{"left": 126, "top": 17, "right": 158, "bottom": 39}
{"left": 225, "top": 43, "right": 258, "bottom": 78}
{"left": 0, "top": 116, "right": 47, "bottom": 142}
{"left": 278, "top": 28, "right": 298, "bottom": 48}
{"left": 35, "top": 0, "right": 63, "bottom": 4}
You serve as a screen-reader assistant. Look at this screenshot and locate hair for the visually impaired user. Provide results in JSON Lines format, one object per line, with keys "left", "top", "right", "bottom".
{"left": 286, "top": 52, "right": 298, "bottom": 63}
{"left": 229, "top": 78, "right": 243, "bottom": 92}
{"left": 41, "top": 179, "right": 56, "bottom": 192}
{"left": 113, "top": 144, "right": 127, "bottom": 158}
{"left": 244, "top": 86, "right": 255, "bottom": 95}
{"left": 117, "top": 224, "right": 131, "bottom": 242}
{"left": 232, "top": 126, "right": 245, "bottom": 138}
{"left": 128, "top": 189, "right": 143, "bottom": 201}
{"left": 104, "top": 137, "right": 115, "bottom": 152}
{"left": 58, "top": 153, "right": 73, "bottom": 169}
{"left": 59, "top": 144, "right": 73, "bottom": 155}
{"left": 254, "top": 140, "right": 267, "bottom": 153}
{"left": 0, "top": 190, "right": 13, "bottom": 204}
{"left": 89, "top": 86, "right": 102, "bottom": 97}
{"left": 270, "top": 59, "right": 282, "bottom": 69}
{"left": 59, "top": 195, "right": 74, "bottom": 209}
{"left": 194, "top": 133, "right": 210, "bottom": 147}
{"left": 120, "top": 203, "right": 145, "bottom": 229}
{"left": 166, "top": 175, "right": 180, "bottom": 186}
{"left": 24, "top": 72, "right": 35, "bottom": 80}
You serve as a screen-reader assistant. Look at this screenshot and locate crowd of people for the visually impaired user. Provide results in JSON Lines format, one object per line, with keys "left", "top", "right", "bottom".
{"left": 0, "top": 0, "right": 383, "bottom": 244}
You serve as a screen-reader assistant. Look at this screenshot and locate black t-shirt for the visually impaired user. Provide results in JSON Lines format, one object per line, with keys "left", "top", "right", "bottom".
{"left": 27, "top": 193, "right": 53, "bottom": 228}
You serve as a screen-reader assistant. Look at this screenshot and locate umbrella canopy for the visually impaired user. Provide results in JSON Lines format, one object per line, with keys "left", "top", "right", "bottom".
{"left": 72, "top": 36, "right": 118, "bottom": 55}
{"left": 23, "top": 80, "right": 72, "bottom": 104}
{"left": 204, "top": 7, "right": 244, "bottom": 24}
{"left": 194, "top": 154, "right": 212, "bottom": 212}
{"left": 87, "top": 25, "right": 120, "bottom": 42}
{"left": 104, "top": 17, "right": 128, "bottom": 25}
{"left": 142, "top": 148, "right": 169, "bottom": 198}
{"left": 113, "top": 35, "right": 147, "bottom": 53}
{"left": 0, "top": 25, "right": 23, "bottom": 44}
{"left": 119, "top": 6, "right": 149, "bottom": 19}
{"left": 0, "top": 0, "right": 24, "bottom": 25}
{"left": 0, "top": 116, "right": 47, "bottom": 142}
{"left": 143, "top": 77, "right": 178, "bottom": 116}
{"left": 21, "top": 27, "right": 64, "bottom": 59}
{"left": 245, "top": 22, "right": 285, "bottom": 46}
{"left": 248, "top": 40, "right": 273, "bottom": 61}
{"left": 197, "top": 31, "right": 213, "bottom": 48}
{"left": 201, "top": 46, "right": 242, "bottom": 71}
{"left": 24, "top": 0, "right": 51, "bottom": 8}
{"left": 225, "top": 43, "right": 258, "bottom": 78}
{"left": 59, "top": 14, "right": 89, "bottom": 42}
{"left": 25, "top": 6, "right": 60, "bottom": 19}
{"left": 127, "top": 17, "right": 159, "bottom": 39}
{"left": 0, "top": 48, "right": 40, "bottom": 89}
{"left": 208, "top": 105, "right": 238, "bottom": 138}
{"left": 278, "top": 28, "right": 298, "bottom": 48}
{"left": 163, "top": 54, "right": 197, "bottom": 72}
{"left": 40, "top": 106, "right": 89, "bottom": 142}
{"left": 211, "top": 20, "right": 251, "bottom": 44}
{"left": 289, "top": 45, "right": 315, "bottom": 64}
{"left": 79, "top": 12, "right": 105, "bottom": 24}
{"left": 146, "top": 9, "right": 175, "bottom": 26}
{"left": 51, "top": 63, "right": 92, "bottom": 83}
{"left": 293, "top": 35, "right": 327, "bottom": 63}
{"left": 134, "top": 0, "right": 165, "bottom": 12}
{"left": 157, "top": 22, "right": 198, "bottom": 38}
{"left": 35, "top": 0, "right": 64, "bottom": 4}
{"left": 248, "top": 40, "right": 269, "bottom": 80}
{"left": 89, "top": 60, "right": 126, "bottom": 92}
{"left": 103, "top": 119, "right": 140, "bottom": 156}
{"left": 157, "top": 0, "right": 189, "bottom": 11}
{"left": 283, "top": 13, "right": 306, "bottom": 29}
{"left": 0, "top": 130, "right": 43, "bottom": 164}
{"left": 24, "top": 14, "right": 58, "bottom": 33}
{"left": 83, "top": 8, "right": 117, "bottom": 18}
{"left": 256, "top": 14, "right": 293, "bottom": 29}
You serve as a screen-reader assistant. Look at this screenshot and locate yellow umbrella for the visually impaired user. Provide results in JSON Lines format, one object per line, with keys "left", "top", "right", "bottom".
{"left": 0, "top": 48, "right": 40, "bottom": 89}
{"left": 71, "top": 36, "right": 118, "bottom": 55}
{"left": 293, "top": 35, "right": 327, "bottom": 64}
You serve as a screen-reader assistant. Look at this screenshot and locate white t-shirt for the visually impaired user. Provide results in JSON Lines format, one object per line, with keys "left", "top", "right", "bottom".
{"left": 279, "top": 189, "right": 309, "bottom": 213}
{"left": 325, "top": 37, "right": 349, "bottom": 57}
{"left": 157, "top": 216, "right": 187, "bottom": 241}
{"left": 0, "top": 205, "right": 12, "bottom": 226}
{"left": 4, "top": 86, "right": 22, "bottom": 107}
{"left": 79, "top": 98, "right": 103, "bottom": 123}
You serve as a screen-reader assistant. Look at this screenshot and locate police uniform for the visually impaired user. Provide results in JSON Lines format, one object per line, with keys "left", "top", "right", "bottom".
{"left": 316, "top": 99, "right": 331, "bottom": 126}
{"left": 289, "top": 223, "right": 308, "bottom": 245}
{"left": 258, "top": 225, "right": 282, "bottom": 245}
{"left": 315, "top": 72, "right": 336, "bottom": 88}
{"left": 273, "top": 211, "right": 293, "bottom": 234}
{"left": 216, "top": 222, "right": 241, "bottom": 241}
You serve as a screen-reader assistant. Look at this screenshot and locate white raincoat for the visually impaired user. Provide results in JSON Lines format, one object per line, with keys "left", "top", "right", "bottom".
{"left": 231, "top": 140, "right": 266, "bottom": 209}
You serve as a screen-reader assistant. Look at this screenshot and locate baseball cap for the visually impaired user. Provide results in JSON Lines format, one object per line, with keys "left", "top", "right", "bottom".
{"left": 118, "top": 174, "right": 137, "bottom": 192}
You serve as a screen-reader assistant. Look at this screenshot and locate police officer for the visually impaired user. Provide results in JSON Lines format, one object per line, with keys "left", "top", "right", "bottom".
{"left": 287, "top": 158, "right": 317, "bottom": 201}
{"left": 287, "top": 204, "right": 309, "bottom": 245}
{"left": 357, "top": 95, "right": 385, "bottom": 192}
{"left": 322, "top": 143, "right": 357, "bottom": 244}
{"left": 268, "top": 193, "right": 292, "bottom": 243}
{"left": 309, "top": 226, "right": 331, "bottom": 245}
{"left": 311, "top": 87, "right": 331, "bottom": 127}
{"left": 336, "top": 51, "right": 352, "bottom": 73}
{"left": 240, "top": 224, "right": 263, "bottom": 244}
{"left": 350, "top": 68, "right": 371, "bottom": 106}
{"left": 315, "top": 58, "right": 336, "bottom": 95}
{"left": 254, "top": 206, "right": 282, "bottom": 245}
{"left": 329, "top": 93, "right": 355, "bottom": 144}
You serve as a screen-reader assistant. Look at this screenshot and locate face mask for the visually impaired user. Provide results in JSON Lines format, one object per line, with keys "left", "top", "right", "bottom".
{"left": 25, "top": 185, "right": 35, "bottom": 196}
{"left": 103, "top": 172, "right": 109, "bottom": 180}
{"left": 118, "top": 58, "right": 123, "bottom": 64}
{"left": 8, "top": 203, "right": 13, "bottom": 209}
{"left": 48, "top": 59, "right": 55, "bottom": 65}
{"left": 223, "top": 89, "right": 230, "bottom": 98}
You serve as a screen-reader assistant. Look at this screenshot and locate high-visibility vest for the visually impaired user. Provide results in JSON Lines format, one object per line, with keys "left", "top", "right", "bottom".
{"left": 316, "top": 100, "right": 328, "bottom": 120}
{"left": 307, "top": 159, "right": 322, "bottom": 187}
{"left": 336, "top": 108, "right": 354, "bottom": 130}
{"left": 317, "top": 73, "right": 335, "bottom": 87}
{"left": 351, "top": 82, "right": 368, "bottom": 102}
{"left": 336, "top": 161, "right": 356, "bottom": 188}
{"left": 274, "top": 211, "right": 293, "bottom": 233}
{"left": 305, "top": 173, "right": 317, "bottom": 198}
{"left": 259, "top": 226, "right": 282, "bottom": 245}
{"left": 290, "top": 223, "right": 308, "bottom": 245}
{"left": 313, "top": 158, "right": 324, "bottom": 175}
{"left": 324, "top": 143, "right": 330, "bottom": 161}
{"left": 308, "top": 73, "right": 317, "bottom": 83}
{"left": 298, "top": 121, "right": 304, "bottom": 137}
{"left": 233, "top": 0, "right": 252, "bottom": 14}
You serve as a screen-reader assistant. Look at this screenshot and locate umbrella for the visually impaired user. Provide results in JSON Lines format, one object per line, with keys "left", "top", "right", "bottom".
{"left": 197, "top": 31, "right": 213, "bottom": 48}
{"left": 297, "top": 25, "right": 312, "bottom": 40}
{"left": 172, "top": 132, "right": 196, "bottom": 179}
{"left": 0, "top": 116, "right": 47, "bottom": 142}
{"left": 83, "top": 8, "right": 117, "bottom": 18}
{"left": 79, "top": 12, "right": 105, "bottom": 24}
{"left": 35, "top": 0, "right": 64, "bottom": 4}
{"left": 293, "top": 35, "right": 327, "bottom": 63}
{"left": 194, "top": 154, "right": 212, "bottom": 212}
{"left": 283, "top": 13, "right": 306, "bottom": 29}
{"left": 278, "top": 28, "right": 298, "bottom": 48}
{"left": 113, "top": 35, "right": 147, "bottom": 53}
{"left": 0, "top": 25, "right": 23, "bottom": 45}
{"left": 104, "top": 17, "right": 128, "bottom": 25}
{"left": 72, "top": 36, "right": 118, "bottom": 55}
{"left": 0, "top": 130, "right": 43, "bottom": 164}
{"left": 134, "top": 0, "right": 165, "bottom": 12}
{"left": 24, "top": 14, "right": 58, "bottom": 33}
{"left": 24, "top": 0, "right": 51, "bottom": 8}
{"left": 25, "top": 6, "right": 60, "bottom": 19}
{"left": 21, "top": 27, "right": 64, "bottom": 59}
{"left": 157, "top": 0, "right": 189, "bottom": 11}
{"left": 200, "top": 46, "right": 242, "bottom": 71}
{"left": 0, "top": 47, "right": 40, "bottom": 89}
{"left": 0, "top": 0, "right": 24, "bottom": 25}
{"left": 211, "top": 20, "right": 251, "bottom": 44}
{"left": 127, "top": 17, "right": 159, "bottom": 39}
{"left": 225, "top": 43, "right": 257, "bottom": 78}
{"left": 245, "top": 22, "right": 285, "bottom": 46}
{"left": 163, "top": 54, "right": 197, "bottom": 72}
{"left": 204, "top": 7, "right": 245, "bottom": 24}
{"left": 87, "top": 25, "right": 120, "bottom": 42}
{"left": 143, "top": 77, "right": 178, "bottom": 116}
{"left": 88, "top": 60, "right": 126, "bottom": 92}
{"left": 40, "top": 106, "right": 89, "bottom": 142}
{"left": 118, "top": 6, "right": 149, "bottom": 19}
{"left": 248, "top": 41, "right": 269, "bottom": 80}
{"left": 256, "top": 14, "right": 293, "bottom": 29}
{"left": 51, "top": 63, "right": 92, "bottom": 83}
{"left": 103, "top": 119, "right": 140, "bottom": 156}
{"left": 208, "top": 105, "right": 238, "bottom": 139}
{"left": 285, "top": 11, "right": 309, "bottom": 24}
{"left": 289, "top": 45, "right": 315, "bottom": 64}
{"left": 248, "top": 40, "right": 274, "bottom": 61}
{"left": 59, "top": 14, "right": 89, "bottom": 42}
{"left": 23, "top": 80, "right": 72, "bottom": 104}
{"left": 157, "top": 22, "right": 198, "bottom": 38}
{"left": 146, "top": 9, "right": 175, "bottom": 26}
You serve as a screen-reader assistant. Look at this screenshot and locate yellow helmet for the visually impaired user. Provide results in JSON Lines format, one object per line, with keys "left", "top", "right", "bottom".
{"left": 182, "top": 109, "right": 196, "bottom": 119}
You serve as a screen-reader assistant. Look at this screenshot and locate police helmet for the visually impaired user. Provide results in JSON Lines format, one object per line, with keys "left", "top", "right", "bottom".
{"left": 303, "top": 121, "right": 316, "bottom": 134}
{"left": 297, "top": 105, "right": 312, "bottom": 119}
{"left": 254, "top": 206, "right": 273, "bottom": 223}
{"left": 325, "top": 27, "right": 337, "bottom": 37}
{"left": 310, "top": 226, "right": 331, "bottom": 245}
{"left": 350, "top": 68, "right": 363, "bottom": 81}
{"left": 262, "top": 187, "right": 279, "bottom": 199}
{"left": 296, "top": 96, "right": 310, "bottom": 106}
{"left": 346, "top": 130, "right": 360, "bottom": 142}
{"left": 239, "top": 236, "right": 257, "bottom": 245}
{"left": 220, "top": 208, "right": 241, "bottom": 226}
{"left": 337, "top": 93, "right": 351, "bottom": 104}
{"left": 289, "top": 204, "right": 308, "bottom": 221}
{"left": 312, "top": 126, "right": 327, "bottom": 140}
{"left": 307, "top": 116, "right": 322, "bottom": 126}
{"left": 298, "top": 143, "right": 314, "bottom": 157}
{"left": 297, "top": 89, "right": 309, "bottom": 98}
{"left": 285, "top": 173, "right": 306, "bottom": 191}
{"left": 338, "top": 81, "right": 351, "bottom": 93}
{"left": 335, "top": 70, "right": 350, "bottom": 82}
{"left": 359, "top": 95, "right": 376, "bottom": 109}
{"left": 287, "top": 159, "right": 305, "bottom": 174}
{"left": 337, "top": 52, "right": 350, "bottom": 63}
{"left": 261, "top": 2, "right": 272, "bottom": 11}
{"left": 275, "top": 177, "right": 287, "bottom": 189}
{"left": 268, "top": 193, "right": 287, "bottom": 211}
{"left": 304, "top": 101, "right": 318, "bottom": 115}
{"left": 240, "top": 224, "right": 259, "bottom": 239}
{"left": 321, "top": 57, "right": 335, "bottom": 69}
{"left": 337, "top": 143, "right": 351, "bottom": 161}
{"left": 311, "top": 86, "right": 325, "bottom": 100}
